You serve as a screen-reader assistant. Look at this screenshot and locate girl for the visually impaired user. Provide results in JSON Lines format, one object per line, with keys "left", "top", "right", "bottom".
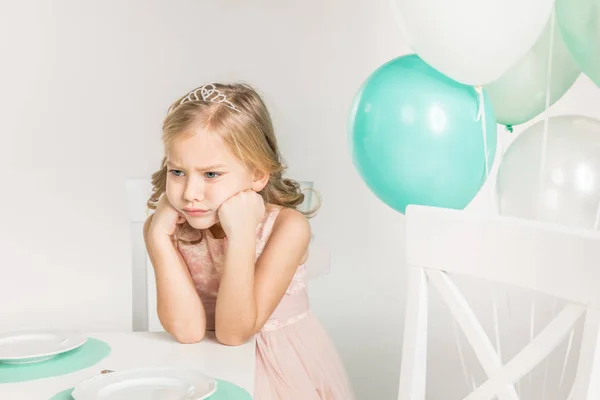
{"left": 143, "top": 82, "right": 354, "bottom": 399}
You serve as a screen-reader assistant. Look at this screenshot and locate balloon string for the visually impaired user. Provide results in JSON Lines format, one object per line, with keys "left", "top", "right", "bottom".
{"left": 538, "top": 7, "right": 556, "bottom": 221}
{"left": 475, "top": 86, "right": 490, "bottom": 179}
{"left": 492, "top": 294, "right": 503, "bottom": 362}
{"left": 457, "top": 86, "right": 499, "bottom": 397}
{"left": 541, "top": 297, "right": 558, "bottom": 399}
{"left": 559, "top": 329, "right": 576, "bottom": 388}
{"left": 479, "top": 86, "right": 505, "bottom": 394}
{"left": 475, "top": 85, "right": 496, "bottom": 214}
{"left": 529, "top": 298, "right": 536, "bottom": 390}
{"left": 538, "top": 9, "right": 556, "bottom": 397}
{"left": 452, "top": 318, "right": 472, "bottom": 392}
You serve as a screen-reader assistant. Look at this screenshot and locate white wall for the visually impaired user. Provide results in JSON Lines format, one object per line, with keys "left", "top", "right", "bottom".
{"left": 1, "top": 1, "right": 599, "bottom": 399}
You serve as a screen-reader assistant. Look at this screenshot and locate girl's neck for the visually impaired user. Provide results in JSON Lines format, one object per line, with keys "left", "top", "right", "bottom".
{"left": 209, "top": 223, "right": 226, "bottom": 239}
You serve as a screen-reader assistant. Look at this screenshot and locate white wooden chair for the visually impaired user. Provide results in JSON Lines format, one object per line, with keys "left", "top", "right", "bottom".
{"left": 398, "top": 205, "right": 600, "bottom": 400}
{"left": 125, "top": 178, "right": 154, "bottom": 332}
{"left": 125, "top": 178, "right": 325, "bottom": 332}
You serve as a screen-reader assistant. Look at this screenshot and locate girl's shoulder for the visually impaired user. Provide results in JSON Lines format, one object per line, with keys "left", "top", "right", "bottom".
{"left": 268, "top": 205, "right": 311, "bottom": 243}
{"left": 266, "top": 205, "right": 309, "bottom": 230}
{"left": 260, "top": 205, "right": 311, "bottom": 265}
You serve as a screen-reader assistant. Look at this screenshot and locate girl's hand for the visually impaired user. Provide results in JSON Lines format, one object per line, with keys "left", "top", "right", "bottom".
{"left": 218, "top": 190, "right": 265, "bottom": 239}
{"left": 149, "top": 195, "right": 186, "bottom": 237}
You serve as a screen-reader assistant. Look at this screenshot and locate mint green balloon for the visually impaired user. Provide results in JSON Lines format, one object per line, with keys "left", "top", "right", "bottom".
{"left": 349, "top": 54, "right": 497, "bottom": 214}
{"left": 485, "top": 15, "right": 580, "bottom": 126}
{"left": 556, "top": 0, "right": 600, "bottom": 87}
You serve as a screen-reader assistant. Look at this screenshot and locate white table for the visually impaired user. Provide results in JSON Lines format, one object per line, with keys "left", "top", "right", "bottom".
{"left": 0, "top": 331, "right": 256, "bottom": 399}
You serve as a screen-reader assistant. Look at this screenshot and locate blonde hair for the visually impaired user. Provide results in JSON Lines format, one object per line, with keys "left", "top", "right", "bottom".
{"left": 147, "top": 82, "right": 319, "bottom": 218}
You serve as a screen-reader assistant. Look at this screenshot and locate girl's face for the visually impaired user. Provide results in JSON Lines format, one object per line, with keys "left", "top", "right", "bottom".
{"left": 165, "top": 127, "right": 259, "bottom": 231}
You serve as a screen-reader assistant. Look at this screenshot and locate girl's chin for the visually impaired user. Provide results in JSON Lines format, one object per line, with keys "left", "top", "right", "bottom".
{"left": 185, "top": 215, "right": 218, "bottom": 230}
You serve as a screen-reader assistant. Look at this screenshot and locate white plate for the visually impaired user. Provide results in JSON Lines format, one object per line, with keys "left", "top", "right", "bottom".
{"left": 0, "top": 330, "right": 88, "bottom": 364}
{"left": 71, "top": 367, "right": 218, "bottom": 400}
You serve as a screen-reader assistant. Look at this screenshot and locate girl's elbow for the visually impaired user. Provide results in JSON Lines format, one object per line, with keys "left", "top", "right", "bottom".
{"left": 164, "top": 320, "right": 206, "bottom": 344}
{"left": 172, "top": 329, "right": 205, "bottom": 344}
{"left": 159, "top": 313, "right": 206, "bottom": 344}
{"left": 215, "top": 330, "right": 252, "bottom": 346}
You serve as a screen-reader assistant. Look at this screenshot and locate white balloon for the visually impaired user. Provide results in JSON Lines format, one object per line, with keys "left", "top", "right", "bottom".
{"left": 496, "top": 115, "right": 600, "bottom": 229}
{"left": 392, "top": 0, "right": 554, "bottom": 85}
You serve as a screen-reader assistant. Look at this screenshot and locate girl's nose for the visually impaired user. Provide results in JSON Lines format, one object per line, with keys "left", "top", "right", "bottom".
{"left": 183, "top": 179, "right": 204, "bottom": 203}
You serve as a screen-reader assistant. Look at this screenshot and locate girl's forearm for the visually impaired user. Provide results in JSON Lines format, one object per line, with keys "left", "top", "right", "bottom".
{"left": 145, "top": 225, "right": 206, "bottom": 343}
{"left": 215, "top": 231, "right": 257, "bottom": 345}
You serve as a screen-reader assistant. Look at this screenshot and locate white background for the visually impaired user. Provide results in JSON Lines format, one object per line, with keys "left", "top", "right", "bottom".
{"left": 1, "top": 1, "right": 599, "bottom": 398}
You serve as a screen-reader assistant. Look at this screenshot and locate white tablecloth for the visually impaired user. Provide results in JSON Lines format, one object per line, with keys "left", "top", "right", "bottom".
{"left": 0, "top": 331, "right": 256, "bottom": 399}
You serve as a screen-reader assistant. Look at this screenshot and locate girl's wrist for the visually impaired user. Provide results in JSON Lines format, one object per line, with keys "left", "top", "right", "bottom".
{"left": 226, "top": 229, "right": 257, "bottom": 247}
{"left": 148, "top": 229, "right": 177, "bottom": 250}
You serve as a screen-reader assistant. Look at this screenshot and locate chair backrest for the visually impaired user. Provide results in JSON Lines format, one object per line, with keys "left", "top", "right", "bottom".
{"left": 398, "top": 205, "right": 600, "bottom": 400}
{"left": 125, "top": 178, "right": 154, "bottom": 332}
{"left": 125, "top": 178, "right": 321, "bottom": 332}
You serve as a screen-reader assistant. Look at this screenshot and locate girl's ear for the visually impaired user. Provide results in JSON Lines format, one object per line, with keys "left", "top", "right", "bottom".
{"left": 251, "top": 171, "right": 270, "bottom": 192}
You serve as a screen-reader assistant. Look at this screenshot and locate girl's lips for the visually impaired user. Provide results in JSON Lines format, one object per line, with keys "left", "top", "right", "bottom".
{"left": 183, "top": 208, "right": 209, "bottom": 216}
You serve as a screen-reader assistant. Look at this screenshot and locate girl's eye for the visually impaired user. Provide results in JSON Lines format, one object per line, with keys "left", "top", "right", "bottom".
{"left": 205, "top": 172, "right": 221, "bottom": 179}
{"left": 169, "top": 169, "right": 184, "bottom": 177}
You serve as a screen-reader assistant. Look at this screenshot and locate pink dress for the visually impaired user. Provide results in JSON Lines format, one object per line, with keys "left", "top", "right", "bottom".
{"left": 176, "top": 206, "right": 355, "bottom": 399}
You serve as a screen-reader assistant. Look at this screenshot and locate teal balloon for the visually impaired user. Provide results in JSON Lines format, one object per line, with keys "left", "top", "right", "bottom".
{"left": 556, "top": 0, "right": 600, "bottom": 87}
{"left": 349, "top": 54, "right": 497, "bottom": 213}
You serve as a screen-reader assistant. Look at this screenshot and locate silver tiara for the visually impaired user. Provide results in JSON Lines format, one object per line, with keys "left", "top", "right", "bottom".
{"left": 179, "top": 83, "right": 238, "bottom": 111}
